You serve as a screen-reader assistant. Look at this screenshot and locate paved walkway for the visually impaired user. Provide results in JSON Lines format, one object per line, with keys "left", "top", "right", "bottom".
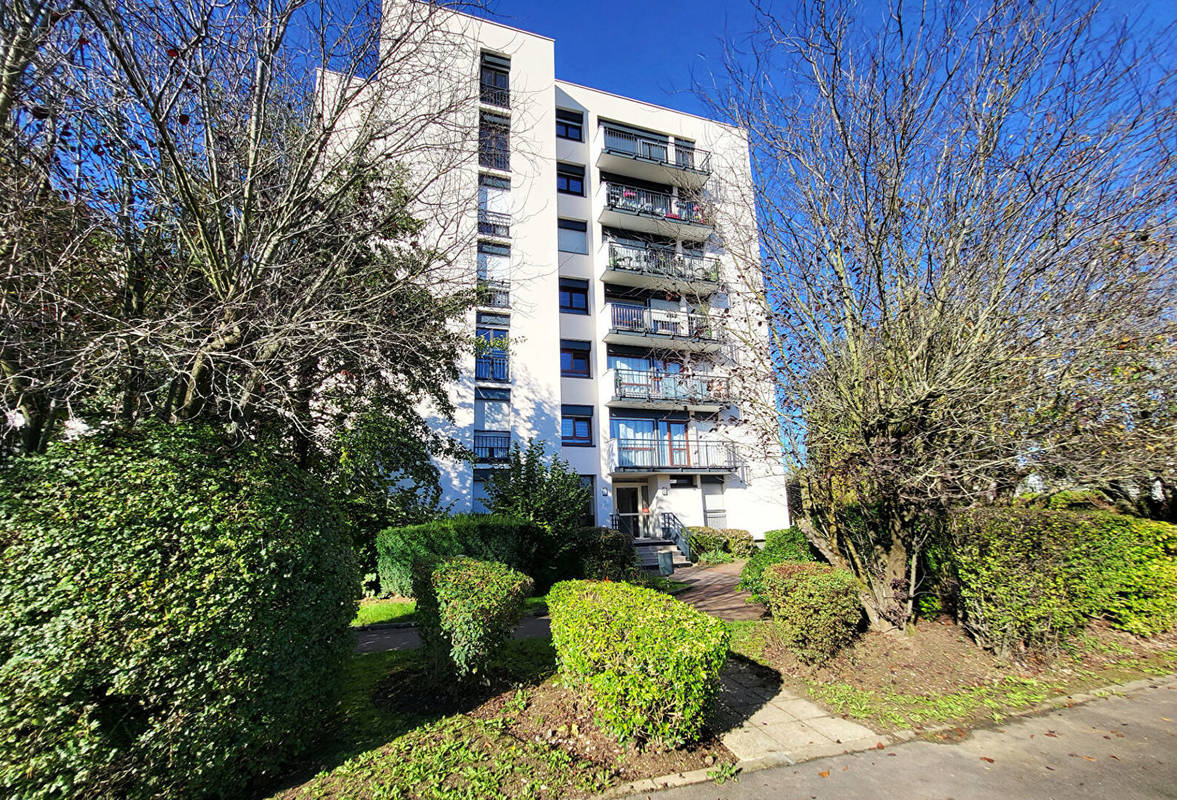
{"left": 626, "top": 676, "right": 1177, "bottom": 799}
{"left": 671, "top": 562, "right": 765, "bottom": 622}
{"left": 354, "top": 614, "right": 552, "bottom": 653}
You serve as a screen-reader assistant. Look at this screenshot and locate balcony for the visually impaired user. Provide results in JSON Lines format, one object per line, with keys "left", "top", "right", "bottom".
{"left": 611, "top": 369, "right": 729, "bottom": 411}
{"left": 480, "top": 82, "right": 509, "bottom": 110}
{"left": 603, "top": 240, "right": 720, "bottom": 291}
{"left": 610, "top": 436, "right": 738, "bottom": 473}
{"left": 477, "top": 209, "right": 510, "bottom": 239}
{"left": 474, "top": 353, "right": 509, "bottom": 382}
{"left": 604, "top": 303, "right": 721, "bottom": 353}
{"left": 478, "top": 144, "right": 509, "bottom": 172}
{"left": 476, "top": 279, "right": 509, "bottom": 309}
{"left": 600, "top": 181, "right": 711, "bottom": 241}
{"left": 474, "top": 430, "right": 511, "bottom": 462}
{"left": 597, "top": 124, "right": 711, "bottom": 189}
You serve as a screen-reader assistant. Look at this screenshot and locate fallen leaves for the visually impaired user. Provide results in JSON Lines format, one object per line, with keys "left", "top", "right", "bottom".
{"left": 818, "top": 770, "right": 830, "bottom": 778}
{"left": 980, "top": 757, "right": 995, "bottom": 763}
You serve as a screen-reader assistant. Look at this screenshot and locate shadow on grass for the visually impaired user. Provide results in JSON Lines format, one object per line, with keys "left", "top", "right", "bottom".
{"left": 257, "top": 637, "right": 558, "bottom": 799}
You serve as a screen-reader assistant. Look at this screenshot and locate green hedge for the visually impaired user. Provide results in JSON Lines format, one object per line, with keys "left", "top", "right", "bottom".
{"left": 548, "top": 580, "right": 729, "bottom": 747}
{"left": 413, "top": 557, "right": 533, "bottom": 684}
{"left": 0, "top": 424, "right": 358, "bottom": 799}
{"left": 738, "top": 527, "right": 815, "bottom": 604}
{"left": 577, "top": 527, "right": 637, "bottom": 580}
{"left": 949, "top": 508, "right": 1177, "bottom": 653}
{"left": 763, "top": 562, "right": 863, "bottom": 664}
{"left": 685, "top": 526, "right": 754, "bottom": 560}
{"left": 375, "top": 514, "right": 539, "bottom": 596}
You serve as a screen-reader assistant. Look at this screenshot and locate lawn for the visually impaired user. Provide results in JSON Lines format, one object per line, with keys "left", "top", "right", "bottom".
{"left": 352, "top": 595, "right": 553, "bottom": 628}
{"left": 728, "top": 617, "right": 1177, "bottom": 734}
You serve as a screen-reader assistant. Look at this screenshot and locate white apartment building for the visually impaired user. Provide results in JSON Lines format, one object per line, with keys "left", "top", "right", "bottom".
{"left": 383, "top": 5, "right": 790, "bottom": 560}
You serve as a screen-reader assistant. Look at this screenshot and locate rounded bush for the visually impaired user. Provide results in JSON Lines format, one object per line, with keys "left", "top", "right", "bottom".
{"left": 685, "top": 526, "right": 726, "bottom": 558}
{"left": 719, "top": 528, "right": 756, "bottom": 558}
{"left": 737, "top": 527, "right": 815, "bottom": 604}
{"left": 0, "top": 424, "right": 359, "bottom": 799}
{"left": 576, "top": 526, "right": 637, "bottom": 580}
{"left": 763, "top": 562, "right": 863, "bottom": 664}
{"left": 412, "top": 557, "right": 533, "bottom": 684}
{"left": 548, "top": 580, "right": 729, "bottom": 747}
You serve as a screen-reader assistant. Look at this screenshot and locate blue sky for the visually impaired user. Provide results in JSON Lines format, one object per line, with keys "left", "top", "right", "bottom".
{"left": 479, "top": 0, "right": 1176, "bottom": 119}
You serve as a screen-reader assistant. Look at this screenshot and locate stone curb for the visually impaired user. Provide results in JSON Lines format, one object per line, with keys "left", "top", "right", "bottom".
{"left": 602, "top": 671, "right": 1177, "bottom": 799}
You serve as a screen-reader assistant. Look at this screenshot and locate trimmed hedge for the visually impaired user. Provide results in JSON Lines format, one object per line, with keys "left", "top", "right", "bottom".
{"left": 949, "top": 507, "right": 1177, "bottom": 653}
{"left": 375, "top": 514, "right": 540, "bottom": 596}
{"left": 548, "top": 580, "right": 729, "bottom": 746}
{"left": 0, "top": 424, "right": 358, "bottom": 800}
{"left": 577, "top": 526, "right": 637, "bottom": 580}
{"left": 737, "top": 527, "right": 815, "bottom": 604}
{"left": 763, "top": 562, "right": 863, "bottom": 664}
{"left": 413, "top": 557, "right": 533, "bottom": 684}
{"left": 685, "top": 526, "right": 755, "bottom": 561}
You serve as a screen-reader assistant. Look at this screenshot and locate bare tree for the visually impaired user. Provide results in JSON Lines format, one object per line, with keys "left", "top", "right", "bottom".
{"left": 1, "top": 0, "right": 488, "bottom": 457}
{"left": 709, "top": 0, "right": 1177, "bottom": 627}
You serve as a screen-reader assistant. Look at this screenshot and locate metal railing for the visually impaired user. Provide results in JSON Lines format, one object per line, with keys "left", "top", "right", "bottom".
{"left": 480, "top": 82, "right": 510, "bottom": 109}
{"left": 660, "top": 512, "right": 692, "bottom": 560}
{"left": 473, "top": 430, "right": 510, "bottom": 462}
{"left": 476, "top": 279, "right": 510, "bottom": 309}
{"left": 474, "top": 353, "right": 509, "bottom": 382}
{"left": 478, "top": 144, "right": 509, "bottom": 171}
{"left": 613, "top": 368, "right": 729, "bottom": 404}
{"left": 607, "top": 241, "right": 719, "bottom": 283}
{"left": 613, "top": 436, "right": 738, "bottom": 470}
{"left": 601, "top": 124, "right": 712, "bottom": 174}
{"left": 607, "top": 303, "right": 717, "bottom": 342}
{"left": 608, "top": 512, "right": 691, "bottom": 561}
{"left": 477, "top": 209, "right": 510, "bottom": 238}
{"left": 604, "top": 181, "right": 707, "bottom": 226}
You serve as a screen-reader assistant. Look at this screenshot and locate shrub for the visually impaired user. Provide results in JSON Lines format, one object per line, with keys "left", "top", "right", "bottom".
{"left": 413, "top": 557, "right": 533, "bottom": 684}
{"left": 949, "top": 507, "right": 1177, "bottom": 653}
{"left": 737, "top": 527, "right": 815, "bottom": 604}
{"left": 719, "top": 528, "right": 756, "bottom": 558}
{"left": 685, "top": 526, "right": 726, "bottom": 558}
{"left": 0, "top": 424, "right": 359, "bottom": 800}
{"left": 548, "top": 580, "right": 729, "bottom": 747}
{"left": 375, "top": 514, "right": 539, "bottom": 596}
{"left": 763, "top": 562, "right": 863, "bottom": 664}
{"left": 697, "top": 548, "right": 734, "bottom": 565}
{"left": 577, "top": 526, "right": 637, "bottom": 580}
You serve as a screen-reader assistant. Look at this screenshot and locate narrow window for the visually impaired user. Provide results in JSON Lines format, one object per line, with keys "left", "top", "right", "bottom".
{"left": 480, "top": 52, "right": 510, "bottom": 109}
{"left": 479, "top": 112, "right": 510, "bottom": 171}
{"left": 560, "top": 339, "right": 591, "bottom": 378}
{"left": 557, "top": 163, "right": 585, "bottom": 196}
{"left": 556, "top": 108, "right": 584, "bottom": 142}
{"left": 559, "top": 278, "right": 589, "bottom": 315}
{"left": 562, "top": 405, "right": 594, "bottom": 446}
{"left": 557, "top": 218, "right": 588, "bottom": 254}
{"left": 578, "top": 475, "right": 595, "bottom": 527}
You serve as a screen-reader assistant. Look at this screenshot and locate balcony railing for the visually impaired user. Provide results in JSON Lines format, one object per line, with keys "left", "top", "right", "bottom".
{"left": 613, "top": 436, "right": 738, "bottom": 471}
{"left": 608, "top": 303, "right": 717, "bottom": 342}
{"left": 604, "top": 182, "right": 707, "bottom": 226}
{"left": 479, "top": 144, "right": 509, "bottom": 172}
{"left": 614, "top": 368, "right": 729, "bottom": 405}
{"left": 478, "top": 209, "right": 510, "bottom": 238}
{"left": 607, "top": 241, "right": 719, "bottom": 283}
{"left": 475, "top": 353, "right": 509, "bottom": 382}
{"left": 474, "top": 430, "right": 511, "bottom": 462}
{"left": 476, "top": 279, "right": 510, "bottom": 309}
{"left": 480, "top": 82, "right": 509, "bottom": 109}
{"left": 601, "top": 125, "right": 712, "bottom": 174}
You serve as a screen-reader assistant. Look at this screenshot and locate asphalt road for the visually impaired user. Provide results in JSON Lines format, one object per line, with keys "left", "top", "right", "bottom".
{"left": 627, "top": 676, "right": 1177, "bottom": 800}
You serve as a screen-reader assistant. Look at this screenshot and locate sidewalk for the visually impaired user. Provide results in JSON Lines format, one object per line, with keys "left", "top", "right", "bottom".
{"left": 623, "top": 676, "right": 1177, "bottom": 800}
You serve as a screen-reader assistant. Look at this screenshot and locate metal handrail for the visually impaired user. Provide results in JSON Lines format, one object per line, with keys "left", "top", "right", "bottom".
{"left": 607, "top": 241, "right": 719, "bottom": 283}
{"left": 613, "top": 436, "right": 738, "bottom": 470}
{"left": 613, "top": 368, "right": 729, "bottom": 404}
{"left": 607, "top": 303, "right": 717, "bottom": 341}
{"left": 478, "top": 145, "right": 510, "bottom": 171}
{"left": 480, "top": 83, "right": 509, "bottom": 109}
{"left": 601, "top": 125, "right": 712, "bottom": 174}
{"left": 604, "top": 181, "right": 707, "bottom": 225}
{"left": 660, "top": 512, "right": 692, "bottom": 560}
{"left": 477, "top": 209, "right": 510, "bottom": 238}
{"left": 474, "top": 353, "right": 509, "bottom": 382}
{"left": 476, "top": 279, "right": 510, "bottom": 309}
{"left": 473, "top": 430, "right": 510, "bottom": 462}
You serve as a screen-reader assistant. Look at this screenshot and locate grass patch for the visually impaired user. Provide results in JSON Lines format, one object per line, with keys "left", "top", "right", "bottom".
{"left": 353, "top": 599, "right": 416, "bottom": 627}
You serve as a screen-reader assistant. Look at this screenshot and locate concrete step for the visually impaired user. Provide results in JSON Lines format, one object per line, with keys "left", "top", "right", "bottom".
{"left": 634, "top": 541, "right": 691, "bottom": 568}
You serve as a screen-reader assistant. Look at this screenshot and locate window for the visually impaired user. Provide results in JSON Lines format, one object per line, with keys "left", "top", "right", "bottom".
{"left": 480, "top": 52, "right": 510, "bottom": 109}
{"left": 561, "top": 404, "right": 593, "bottom": 446}
{"left": 479, "top": 112, "right": 509, "bottom": 171}
{"left": 475, "top": 387, "right": 511, "bottom": 430}
{"left": 578, "top": 475, "right": 595, "bottom": 527}
{"left": 556, "top": 108, "right": 583, "bottom": 141}
{"left": 556, "top": 163, "right": 584, "bottom": 196}
{"left": 477, "top": 242, "right": 509, "bottom": 281}
{"left": 559, "top": 277, "right": 589, "bottom": 314}
{"left": 557, "top": 218, "right": 588, "bottom": 254}
{"left": 560, "top": 339, "right": 591, "bottom": 378}
{"left": 476, "top": 313, "right": 509, "bottom": 382}
{"left": 669, "top": 475, "right": 696, "bottom": 488}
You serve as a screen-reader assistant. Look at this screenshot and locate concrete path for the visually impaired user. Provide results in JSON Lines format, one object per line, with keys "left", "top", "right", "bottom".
{"left": 625, "top": 676, "right": 1177, "bottom": 800}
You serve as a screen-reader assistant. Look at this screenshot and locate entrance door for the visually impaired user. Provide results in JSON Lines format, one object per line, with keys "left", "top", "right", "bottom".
{"left": 663, "top": 421, "right": 689, "bottom": 466}
{"left": 615, "top": 485, "right": 652, "bottom": 537}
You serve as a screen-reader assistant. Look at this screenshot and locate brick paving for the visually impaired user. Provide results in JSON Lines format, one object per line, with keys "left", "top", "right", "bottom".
{"left": 671, "top": 562, "right": 765, "bottom": 621}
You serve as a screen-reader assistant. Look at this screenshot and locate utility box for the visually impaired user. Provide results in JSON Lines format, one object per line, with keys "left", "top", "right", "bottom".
{"left": 657, "top": 550, "right": 675, "bottom": 576}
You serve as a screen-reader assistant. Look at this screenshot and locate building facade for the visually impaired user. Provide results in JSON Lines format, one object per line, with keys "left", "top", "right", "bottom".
{"left": 388, "top": 6, "right": 790, "bottom": 556}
